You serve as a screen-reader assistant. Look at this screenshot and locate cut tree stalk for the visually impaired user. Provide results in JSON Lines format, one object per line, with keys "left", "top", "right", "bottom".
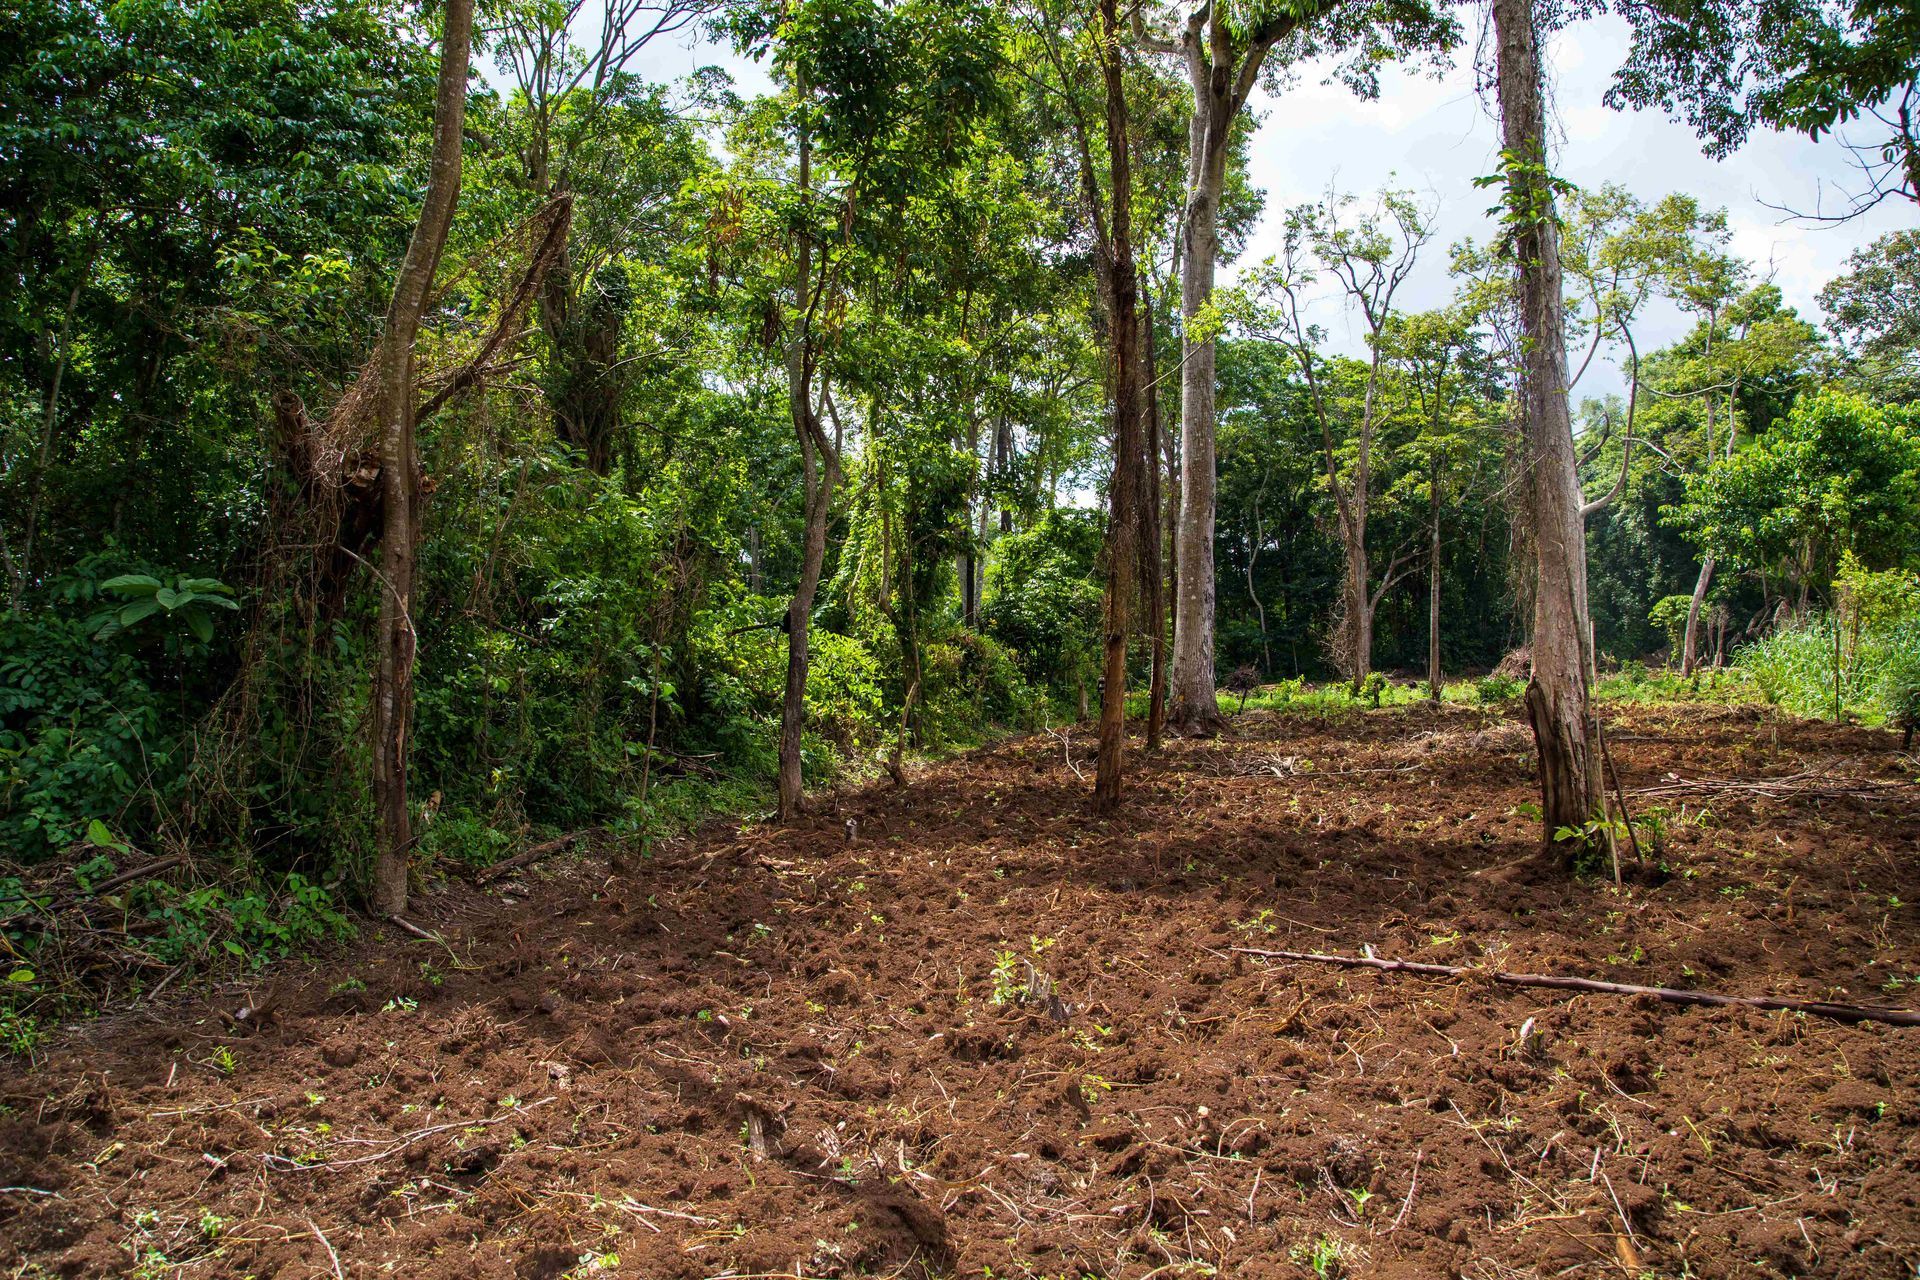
{"left": 1231, "top": 947, "right": 1920, "bottom": 1027}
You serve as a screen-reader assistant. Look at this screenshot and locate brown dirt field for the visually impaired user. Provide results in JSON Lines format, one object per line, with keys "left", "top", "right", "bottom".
{"left": 3, "top": 703, "right": 1918, "bottom": 1280}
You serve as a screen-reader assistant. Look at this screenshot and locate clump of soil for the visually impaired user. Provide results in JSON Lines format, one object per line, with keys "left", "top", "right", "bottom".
{"left": 3, "top": 703, "right": 1916, "bottom": 1279}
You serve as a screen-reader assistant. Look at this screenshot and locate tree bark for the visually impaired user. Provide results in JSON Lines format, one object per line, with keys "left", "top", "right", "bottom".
{"left": 1092, "top": 0, "right": 1144, "bottom": 813}
{"left": 1492, "top": 0, "right": 1605, "bottom": 866}
{"left": 1428, "top": 450, "right": 1443, "bottom": 702}
{"left": 1680, "top": 369, "right": 1735, "bottom": 677}
{"left": 777, "top": 72, "right": 832, "bottom": 822}
{"left": 372, "top": 0, "right": 475, "bottom": 916}
{"left": 1140, "top": 276, "right": 1168, "bottom": 752}
{"left": 1170, "top": 111, "right": 1227, "bottom": 733}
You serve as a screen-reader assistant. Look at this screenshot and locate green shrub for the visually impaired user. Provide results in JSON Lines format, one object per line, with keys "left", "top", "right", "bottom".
{"left": 1882, "top": 617, "right": 1920, "bottom": 739}
{"left": 1475, "top": 673, "right": 1525, "bottom": 704}
{"left": 982, "top": 511, "right": 1103, "bottom": 700}
{"left": 1648, "top": 595, "right": 1695, "bottom": 665}
{"left": 0, "top": 611, "right": 174, "bottom": 858}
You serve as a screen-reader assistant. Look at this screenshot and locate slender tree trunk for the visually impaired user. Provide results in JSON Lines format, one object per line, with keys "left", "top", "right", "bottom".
{"left": 1093, "top": 0, "right": 1144, "bottom": 813}
{"left": 1493, "top": 0, "right": 1604, "bottom": 867}
{"left": 372, "top": 0, "right": 474, "bottom": 916}
{"left": 1169, "top": 77, "right": 1229, "bottom": 734}
{"left": 1141, "top": 276, "right": 1168, "bottom": 751}
{"left": 12, "top": 267, "right": 88, "bottom": 610}
{"left": 1428, "top": 452, "right": 1443, "bottom": 702}
{"left": 995, "top": 414, "right": 1013, "bottom": 534}
{"left": 1679, "top": 324, "right": 1719, "bottom": 677}
{"left": 777, "top": 74, "right": 827, "bottom": 822}
{"left": 1344, "top": 534, "right": 1372, "bottom": 687}
{"left": 961, "top": 393, "right": 981, "bottom": 627}
{"left": 1680, "top": 377, "right": 1740, "bottom": 678}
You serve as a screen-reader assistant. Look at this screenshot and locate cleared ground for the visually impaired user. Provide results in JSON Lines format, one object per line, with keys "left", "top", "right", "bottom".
{"left": 3, "top": 703, "right": 1917, "bottom": 1279}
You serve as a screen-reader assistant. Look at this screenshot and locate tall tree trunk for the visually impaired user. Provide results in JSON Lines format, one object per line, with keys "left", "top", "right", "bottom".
{"left": 1160, "top": 9, "right": 1300, "bottom": 731}
{"left": 1093, "top": 0, "right": 1144, "bottom": 813}
{"left": 1169, "top": 101, "right": 1228, "bottom": 734}
{"left": 1428, "top": 451, "right": 1443, "bottom": 702}
{"left": 1679, "top": 321, "right": 1719, "bottom": 677}
{"left": 995, "top": 414, "right": 1013, "bottom": 533}
{"left": 1493, "top": 0, "right": 1604, "bottom": 867}
{"left": 777, "top": 73, "right": 831, "bottom": 822}
{"left": 372, "top": 0, "right": 475, "bottom": 916}
{"left": 1141, "top": 276, "right": 1168, "bottom": 752}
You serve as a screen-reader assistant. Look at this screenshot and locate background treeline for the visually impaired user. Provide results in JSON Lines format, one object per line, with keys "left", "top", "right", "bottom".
{"left": 2, "top": 0, "right": 1917, "bottom": 958}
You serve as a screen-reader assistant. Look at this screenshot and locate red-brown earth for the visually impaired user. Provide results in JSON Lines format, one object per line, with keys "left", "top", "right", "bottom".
{"left": 3, "top": 702, "right": 1917, "bottom": 1279}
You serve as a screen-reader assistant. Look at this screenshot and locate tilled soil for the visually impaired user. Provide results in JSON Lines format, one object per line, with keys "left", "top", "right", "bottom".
{"left": 3, "top": 703, "right": 1918, "bottom": 1280}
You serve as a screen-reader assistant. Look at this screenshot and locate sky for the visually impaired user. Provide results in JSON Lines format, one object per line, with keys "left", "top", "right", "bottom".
{"left": 542, "top": 6, "right": 1911, "bottom": 400}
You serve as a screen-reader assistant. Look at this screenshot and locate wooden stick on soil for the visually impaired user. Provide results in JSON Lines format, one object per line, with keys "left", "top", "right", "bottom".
{"left": 1230, "top": 947, "right": 1920, "bottom": 1027}
{"left": 475, "top": 830, "right": 589, "bottom": 883}
{"left": 1597, "top": 719, "right": 1641, "bottom": 872}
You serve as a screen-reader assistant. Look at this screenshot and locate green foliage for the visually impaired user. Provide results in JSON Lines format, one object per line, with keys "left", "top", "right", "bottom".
{"left": 89, "top": 574, "right": 239, "bottom": 645}
{"left": 1880, "top": 617, "right": 1920, "bottom": 735}
{"left": 1671, "top": 391, "right": 1920, "bottom": 599}
{"left": 1649, "top": 594, "right": 1696, "bottom": 663}
{"left": 0, "top": 609, "right": 171, "bottom": 856}
{"left": 983, "top": 512, "right": 1104, "bottom": 701}
{"left": 1475, "top": 673, "right": 1525, "bottom": 704}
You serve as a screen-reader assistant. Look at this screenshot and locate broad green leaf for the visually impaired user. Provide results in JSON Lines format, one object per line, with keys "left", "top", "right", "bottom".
{"left": 118, "top": 599, "right": 162, "bottom": 627}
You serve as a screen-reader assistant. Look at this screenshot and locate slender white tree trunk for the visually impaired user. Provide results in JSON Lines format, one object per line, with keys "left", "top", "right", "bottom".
{"left": 1169, "top": 91, "right": 1228, "bottom": 733}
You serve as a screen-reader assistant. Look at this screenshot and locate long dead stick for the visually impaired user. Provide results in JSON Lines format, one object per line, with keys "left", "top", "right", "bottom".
{"left": 1231, "top": 947, "right": 1920, "bottom": 1027}
{"left": 475, "top": 830, "right": 590, "bottom": 884}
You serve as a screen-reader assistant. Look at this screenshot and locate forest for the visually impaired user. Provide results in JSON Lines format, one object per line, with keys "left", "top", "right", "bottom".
{"left": 1, "top": 0, "right": 1917, "bottom": 1276}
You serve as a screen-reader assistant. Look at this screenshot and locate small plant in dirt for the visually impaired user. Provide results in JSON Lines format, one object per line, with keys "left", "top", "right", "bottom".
{"left": 1290, "top": 1233, "right": 1354, "bottom": 1279}
{"left": 1634, "top": 806, "right": 1673, "bottom": 855}
{"left": 197, "top": 1209, "right": 227, "bottom": 1240}
{"left": 989, "top": 949, "right": 1022, "bottom": 1006}
{"left": 204, "top": 1045, "right": 237, "bottom": 1075}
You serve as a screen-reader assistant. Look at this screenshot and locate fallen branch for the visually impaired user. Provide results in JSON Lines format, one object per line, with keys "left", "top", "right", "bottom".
{"left": 1230, "top": 947, "right": 1920, "bottom": 1027}
{"left": 476, "top": 830, "right": 591, "bottom": 883}
{"left": 386, "top": 915, "right": 440, "bottom": 943}
{"left": 1630, "top": 770, "right": 1916, "bottom": 804}
{"left": 84, "top": 856, "right": 187, "bottom": 898}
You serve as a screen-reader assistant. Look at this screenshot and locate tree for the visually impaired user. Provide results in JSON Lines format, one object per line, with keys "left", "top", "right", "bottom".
{"left": 723, "top": 0, "right": 1002, "bottom": 820}
{"left": 1490, "top": 0, "right": 1605, "bottom": 867}
{"left": 1819, "top": 230, "right": 1920, "bottom": 401}
{"left": 1137, "top": 0, "right": 1457, "bottom": 733}
{"left": 371, "top": 0, "right": 476, "bottom": 916}
{"left": 1378, "top": 306, "right": 1499, "bottom": 700}
{"left": 1607, "top": 0, "right": 1920, "bottom": 220}
{"left": 494, "top": 0, "right": 715, "bottom": 473}
{"left": 1245, "top": 189, "right": 1433, "bottom": 687}
{"left": 1015, "top": 0, "right": 1152, "bottom": 807}
{"left": 1670, "top": 389, "right": 1920, "bottom": 609}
